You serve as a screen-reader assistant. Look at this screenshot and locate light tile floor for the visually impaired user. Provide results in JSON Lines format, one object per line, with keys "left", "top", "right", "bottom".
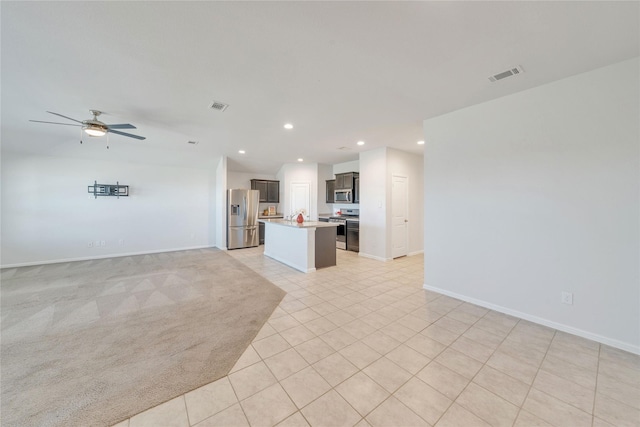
{"left": 115, "top": 247, "right": 640, "bottom": 427}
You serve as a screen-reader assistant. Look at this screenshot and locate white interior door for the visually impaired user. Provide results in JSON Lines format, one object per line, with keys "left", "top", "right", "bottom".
{"left": 290, "top": 182, "right": 310, "bottom": 219}
{"left": 392, "top": 175, "right": 408, "bottom": 258}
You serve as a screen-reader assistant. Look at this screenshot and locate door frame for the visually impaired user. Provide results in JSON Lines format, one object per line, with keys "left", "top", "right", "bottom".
{"left": 391, "top": 174, "right": 409, "bottom": 259}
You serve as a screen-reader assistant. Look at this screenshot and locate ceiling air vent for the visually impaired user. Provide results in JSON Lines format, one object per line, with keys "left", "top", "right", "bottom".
{"left": 489, "top": 65, "right": 524, "bottom": 82}
{"left": 337, "top": 146, "right": 352, "bottom": 151}
{"left": 209, "top": 101, "right": 229, "bottom": 112}
{"left": 187, "top": 140, "right": 199, "bottom": 145}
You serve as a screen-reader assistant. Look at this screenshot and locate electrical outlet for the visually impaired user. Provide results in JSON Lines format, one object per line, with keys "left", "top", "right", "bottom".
{"left": 561, "top": 291, "right": 573, "bottom": 305}
{"left": 95, "top": 240, "right": 100, "bottom": 248}
{"left": 88, "top": 241, "right": 93, "bottom": 248}
{"left": 100, "top": 240, "right": 106, "bottom": 247}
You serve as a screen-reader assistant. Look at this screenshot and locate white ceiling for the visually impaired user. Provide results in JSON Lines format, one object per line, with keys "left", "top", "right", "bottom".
{"left": 2, "top": 1, "right": 638, "bottom": 174}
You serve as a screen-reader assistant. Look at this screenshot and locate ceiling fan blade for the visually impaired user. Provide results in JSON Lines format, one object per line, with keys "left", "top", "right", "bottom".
{"left": 108, "top": 129, "right": 146, "bottom": 140}
{"left": 46, "top": 111, "right": 84, "bottom": 124}
{"left": 106, "top": 123, "right": 136, "bottom": 130}
{"left": 29, "top": 120, "right": 82, "bottom": 127}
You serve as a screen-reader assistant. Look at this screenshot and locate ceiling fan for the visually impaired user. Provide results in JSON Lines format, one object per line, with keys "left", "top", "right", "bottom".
{"left": 30, "top": 110, "right": 146, "bottom": 140}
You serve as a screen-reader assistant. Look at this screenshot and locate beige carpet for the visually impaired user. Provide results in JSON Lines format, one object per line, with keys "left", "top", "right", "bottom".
{"left": 1, "top": 248, "right": 285, "bottom": 427}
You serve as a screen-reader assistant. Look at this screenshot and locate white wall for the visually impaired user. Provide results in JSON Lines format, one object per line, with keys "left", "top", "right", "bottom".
{"left": 331, "top": 160, "right": 360, "bottom": 214}
{"left": 423, "top": 58, "right": 639, "bottom": 353}
{"left": 277, "top": 163, "right": 319, "bottom": 220}
{"left": 333, "top": 160, "right": 359, "bottom": 175}
{"left": 1, "top": 152, "right": 214, "bottom": 266}
{"left": 359, "top": 148, "right": 424, "bottom": 261}
{"left": 227, "top": 172, "right": 276, "bottom": 190}
{"left": 359, "top": 148, "right": 388, "bottom": 260}
{"left": 317, "top": 164, "right": 333, "bottom": 215}
{"left": 215, "top": 156, "right": 227, "bottom": 249}
{"left": 387, "top": 148, "right": 424, "bottom": 256}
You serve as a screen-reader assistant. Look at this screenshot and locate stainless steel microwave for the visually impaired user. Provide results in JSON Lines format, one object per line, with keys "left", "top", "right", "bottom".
{"left": 334, "top": 189, "right": 352, "bottom": 203}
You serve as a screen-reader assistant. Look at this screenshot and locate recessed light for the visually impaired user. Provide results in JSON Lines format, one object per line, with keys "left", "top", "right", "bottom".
{"left": 417, "top": 140, "right": 425, "bottom": 145}
{"left": 284, "top": 123, "right": 293, "bottom": 130}
{"left": 238, "top": 150, "right": 246, "bottom": 154}
{"left": 357, "top": 141, "right": 365, "bottom": 146}
{"left": 297, "top": 158, "right": 303, "bottom": 162}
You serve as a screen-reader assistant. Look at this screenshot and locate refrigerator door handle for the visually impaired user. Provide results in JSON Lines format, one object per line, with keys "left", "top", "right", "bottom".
{"left": 243, "top": 196, "right": 247, "bottom": 221}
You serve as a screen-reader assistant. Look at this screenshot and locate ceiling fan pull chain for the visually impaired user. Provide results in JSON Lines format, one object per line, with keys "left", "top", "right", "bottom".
{"left": 106, "top": 132, "right": 109, "bottom": 149}
{"left": 79, "top": 127, "right": 83, "bottom": 144}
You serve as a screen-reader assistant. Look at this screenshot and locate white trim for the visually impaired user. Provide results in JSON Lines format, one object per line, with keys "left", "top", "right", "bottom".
{"left": 263, "top": 252, "right": 315, "bottom": 273}
{"left": 0, "top": 245, "right": 215, "bottom": 269}
{"left": 358, "top": 251, "right": 421, "bottom": 261}
{"left": 391, "top": 174, "right": 409, "bottom": 259}
{"left": 358, "top": 252, "right": 392, "bottom": 262}
{"left": 423, "top": 284, "right": 640, "bottom": 356}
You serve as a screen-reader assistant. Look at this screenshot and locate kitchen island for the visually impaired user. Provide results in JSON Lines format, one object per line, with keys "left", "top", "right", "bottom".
{"left": 259, "top": 219, "right": 338, "bottom": 273}
{"left": 258, "top": 214, "right": 284, "bottom": 245}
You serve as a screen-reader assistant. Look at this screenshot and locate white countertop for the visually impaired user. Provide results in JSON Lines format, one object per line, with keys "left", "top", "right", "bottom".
{"left": 259, "top": 219, "right": 339, "bottom": 229}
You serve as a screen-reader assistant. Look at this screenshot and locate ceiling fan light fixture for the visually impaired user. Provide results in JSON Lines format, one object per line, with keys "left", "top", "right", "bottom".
{"left": 83, "top": 123, "right": 107, "bottom": 137}
{"left": 31, "top": 110, "right": 145, "bottom": 140}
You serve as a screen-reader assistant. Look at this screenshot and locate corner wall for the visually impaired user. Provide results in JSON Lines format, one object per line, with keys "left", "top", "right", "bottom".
{"left": 1, "top": 153, "right": 215, "bottom": 266}
{"left": 423, "top": 58, "right": 640, "bottom": 353}
{"left": 359, "top": 148, "right": 424, "bottom": 261}
{"left": 359, "top": 148, "right": 388, "bottom": 260}
{"left": 317, "top": 164, "right": 333, "bottom": 215}
{"left": 215, "top": 156, "right": 227, "bottom": 249}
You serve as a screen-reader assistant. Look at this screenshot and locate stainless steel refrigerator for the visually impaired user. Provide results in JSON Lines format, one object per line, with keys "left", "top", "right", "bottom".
{"left": 227, "top": 189, "right": 260, "bottom": 249}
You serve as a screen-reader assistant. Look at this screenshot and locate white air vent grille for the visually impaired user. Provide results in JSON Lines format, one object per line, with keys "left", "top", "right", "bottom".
{"left": 489, "top": 65, "right": 524, "bottom": 82}
{"left": 337, "top": 146, "right": 352, "bottom": 151}
{"left": 187, "top": 140, "right": 199, "bottom": 145}
{"left": 209, "top": 101, "right": 229, "bottom": 112}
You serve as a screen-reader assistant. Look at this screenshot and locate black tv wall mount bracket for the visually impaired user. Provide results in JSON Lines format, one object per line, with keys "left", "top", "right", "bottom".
{"left": 87, "top": 181, "right": 129, "bottom": 199}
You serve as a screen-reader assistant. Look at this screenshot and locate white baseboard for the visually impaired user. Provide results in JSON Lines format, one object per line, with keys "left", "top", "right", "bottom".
{"left": 358, "top": 252, "right": 392, "bottom": 262}
{"left": 1, "top": 245, "right": 216, "bottom": 269}
{"left": 263, "top": 252, "right": 315, "bottom": 273}
{"left": 358, "top": 251, "right": 423, "bottom": 261}
{"left": 423, "top": 284, "right": 640, "bottom": 356}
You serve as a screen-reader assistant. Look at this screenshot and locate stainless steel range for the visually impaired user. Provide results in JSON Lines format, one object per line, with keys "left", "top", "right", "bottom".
{"left": 329, "top": 208, "right": 359, "bottom": 250}
{"left": 329, "top": 217, "right": 347, "bottom": 249}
